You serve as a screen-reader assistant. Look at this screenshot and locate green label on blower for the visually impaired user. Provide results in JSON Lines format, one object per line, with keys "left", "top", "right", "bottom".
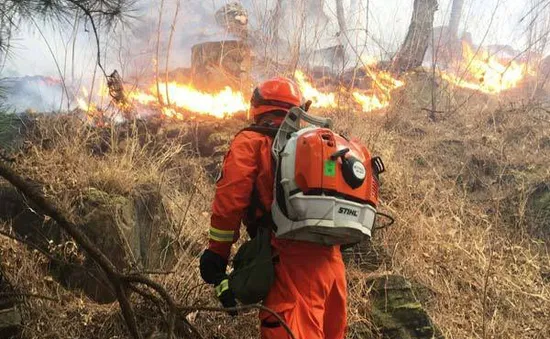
{"left": 324, "top": 160, "right": 336, "bottom": 177}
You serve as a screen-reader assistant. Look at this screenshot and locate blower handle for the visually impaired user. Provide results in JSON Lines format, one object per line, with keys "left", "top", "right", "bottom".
{"left": 272, "top": 107, "right": 332, "bottom": 160}
{"left": 288, "top": 106, "right": 332, "bottom": 129}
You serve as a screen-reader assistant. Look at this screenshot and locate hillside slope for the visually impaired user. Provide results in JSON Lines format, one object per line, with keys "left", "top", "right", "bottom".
{"left": 0, "top": 74, "right": 549, "bottom": 338}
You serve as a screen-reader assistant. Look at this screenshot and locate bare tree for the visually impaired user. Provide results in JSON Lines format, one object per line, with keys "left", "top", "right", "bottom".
{"left": 335, "top": 0, "right": 348, "bottom": 48}
{"left": 449, "top": 0, "right": 465, "bottom": 38}
{"left": 269, "top": 0, "right": 285, "bottom": 43}
{"left": 393, "top": 0, "right": 439, "bottom": 72}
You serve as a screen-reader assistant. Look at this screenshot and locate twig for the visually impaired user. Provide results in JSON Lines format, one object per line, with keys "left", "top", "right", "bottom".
{"left": 164, "top": 0, "right": 181, "bottom": 106}
{"left": 65, "top": 0, "right": 108, "bottom": 78}
{"left": 421, "top": 107, "right": 444, "bottom": 114}
{"left": 0, "top": 228, "right": 73, "bottom": 266}
{"left": 30, "top": 18, "right": 71, "bottom": 112}
{"left": 182, "top": 282, "right": 207, "bottom": 305}
{"left": 482, "top": 248, "right": 494, "bottom": 339}
{"left": 127, "top": 284, "right": 164, "bottom": 311}
{"left": 155, "top": 0, "right": 166, "bottom": 105}
{"left": 132, "top": 270, "right": 175, "bottom": 275}
{"left": 0, "top": 292, "right": 58, "bottom": 302}
{"left": 121, "top": 274, "right": 197, "bottom": 339}
{"left": 177, "top": 304, "right": 297, "bottom": 339}
{"left": 429, "top": 18, "right": 437, "bottom": 122}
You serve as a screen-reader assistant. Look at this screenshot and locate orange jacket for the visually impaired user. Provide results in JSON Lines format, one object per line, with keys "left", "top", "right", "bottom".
{"left": 209, "top": 130, "right": 275, "bottom": 260}
{"left": 211, "top": 127, "right": 348, "bottom": 339}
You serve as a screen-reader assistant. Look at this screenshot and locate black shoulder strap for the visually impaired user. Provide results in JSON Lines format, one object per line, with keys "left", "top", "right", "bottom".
{"left": 240, "top": 125, "right": 279, "bottom": 139}
{"left": 240, "top": 124, "right": 278, "bottom": 237}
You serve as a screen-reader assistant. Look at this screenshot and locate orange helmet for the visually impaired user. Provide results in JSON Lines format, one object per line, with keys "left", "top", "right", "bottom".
{"left": 250, "top": 77, "right": 304, "bottom": 120}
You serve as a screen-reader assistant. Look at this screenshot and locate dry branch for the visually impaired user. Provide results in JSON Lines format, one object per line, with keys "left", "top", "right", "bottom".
{"left": 0, "top": 160, "right": 297, "bottom": 339}
{"left": 0, "top": 160, "right": 143, "bottom": 339}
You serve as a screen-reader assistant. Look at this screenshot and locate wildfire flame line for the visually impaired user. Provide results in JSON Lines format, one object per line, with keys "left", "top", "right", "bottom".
{"left": 294, "top": 70, "right": 337, "bottom": 108}
{"left": 440, "top": 42, "right": 531, "bottom": 94}
{"left": 77, "top": 67, "right": 405, "bottom": 120}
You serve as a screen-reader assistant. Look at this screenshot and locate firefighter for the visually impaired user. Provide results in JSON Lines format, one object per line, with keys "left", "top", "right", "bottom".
{"left": 199, "top": 77, "right": 347, "bottom": 339}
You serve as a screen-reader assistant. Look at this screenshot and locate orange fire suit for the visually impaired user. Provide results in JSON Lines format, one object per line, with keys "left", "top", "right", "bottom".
{"left": 209, "top": 128, "right": 347, "bottom": 339}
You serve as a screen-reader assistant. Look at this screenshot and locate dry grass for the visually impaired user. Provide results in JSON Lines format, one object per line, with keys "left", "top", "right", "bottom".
{"left": 0, "top": 74, "right": 549, "bottom": 339}
{"left": 334, "top": 72, "right": 550, "bottom": 339}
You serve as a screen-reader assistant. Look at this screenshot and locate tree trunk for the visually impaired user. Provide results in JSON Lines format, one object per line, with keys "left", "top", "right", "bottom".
{"left": 335, "top": 0, "right": 347, "bottom": 44}
{"left": 269, "top": 0, "right": 284, "bottom": 43}
{"left": 393, "top": 0, "right": 438, "bottom": 73}
{"left": 449, "top": 0, "right": 464, "bottom": 38}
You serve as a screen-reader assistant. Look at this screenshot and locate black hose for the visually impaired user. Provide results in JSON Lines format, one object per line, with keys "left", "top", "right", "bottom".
{"left": 374, "top": 212, "right": 395, "bottom": 230}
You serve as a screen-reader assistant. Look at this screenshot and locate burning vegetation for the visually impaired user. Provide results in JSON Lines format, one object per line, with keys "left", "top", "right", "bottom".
{"left": 440, "top": 42, "right": 532, "bottom": 94}
{"left": 1, "top": 1, "right": 550, "bottom": 339}
{"left": 76, "top": 64, "right": 409, "bottom": 122}
{"left": 73, "top": 44, "right": 534, "bottom": 126}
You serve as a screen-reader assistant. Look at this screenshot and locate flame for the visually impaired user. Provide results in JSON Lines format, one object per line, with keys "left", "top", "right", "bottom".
{"left": 294, "top": 70, "right": 337, "bottom": 108}
{"left": 77, "top": 88, "right": 95, "bottom": 112}
{"left": 352, "top": 65, "right": 405, "bottom": 112}
{"left": 294, "top": 67, "right": 403, "bottom": 112}
{"left": 79, "top": 81, "right": 249, "bottom": 120}
{"left": 161, "top": 107, "right": 184, "bottom": 120}
{"left": 441, "top": 42, "right": 531, "bottom": 94}
{"left": 126, "top": 90, "right": 157, "bottom": 105}
{"left": 76, "top": 87, "right": 107, "bottom": 126}
{"left": 76, "top": 66, "right": 405, "bottom": 122}
{"left": 156, "top": 83, "right": 249, "bottom": 118}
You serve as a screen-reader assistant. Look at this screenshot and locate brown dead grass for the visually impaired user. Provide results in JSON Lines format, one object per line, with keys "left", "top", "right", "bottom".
{"left": 0, "top": 74, "right": 549, "bottom": 339}
{"left": 333, "top": 72, "right": 550, "bottom": 339}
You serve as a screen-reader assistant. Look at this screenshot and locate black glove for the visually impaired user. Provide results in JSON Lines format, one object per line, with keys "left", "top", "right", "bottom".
{"left": 199, "top": 249, "right": 237, "bottom": 316}
{"left": 215, "top": 278, "right": 238, "bottom": 316}
{"left": 199, "top": 249, "right": 228, "bottom": 285}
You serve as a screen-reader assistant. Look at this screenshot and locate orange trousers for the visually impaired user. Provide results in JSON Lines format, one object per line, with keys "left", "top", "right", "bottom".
{"left": 259, "top": 241, "right": 347, "bottom": 339}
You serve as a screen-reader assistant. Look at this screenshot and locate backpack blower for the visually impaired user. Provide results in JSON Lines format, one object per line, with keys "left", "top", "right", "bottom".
{"left": 271, "top": 107, "right": 385, "bottom": 245}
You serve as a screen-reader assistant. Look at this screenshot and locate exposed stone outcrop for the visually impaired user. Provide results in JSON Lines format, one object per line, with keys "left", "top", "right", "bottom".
{"left": 0, "top": 184, "right": 176, "bottom": 303}
{"left": 367, "top": 275, "right": 443, "bottom": 339}
{"left": 0, "top": 270, "right": 21, "bottom": 338}
{"left": 526, "top": 183, "right": 550, "bottom": 238}
{"left": 0, "top": 113, "right": 30, "bottom": 156}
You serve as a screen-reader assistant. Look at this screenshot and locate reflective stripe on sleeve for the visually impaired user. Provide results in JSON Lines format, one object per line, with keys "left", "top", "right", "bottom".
{"left": 209, "top": 227, "right": 235, "bottom": 242}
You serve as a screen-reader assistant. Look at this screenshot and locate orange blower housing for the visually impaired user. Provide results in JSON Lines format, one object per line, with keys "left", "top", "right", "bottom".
{"left": 294, "top": 129, "right": 379, "bottom": 206}
{"left": 270, "top": 107, "right": 384, "bottom": 245}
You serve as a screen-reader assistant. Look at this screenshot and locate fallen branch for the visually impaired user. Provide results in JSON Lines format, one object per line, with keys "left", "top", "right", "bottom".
{"left": 177, "top": 304, "right": 297, "bottom": 339}
{"left": 0, "top": 160, "right": 297, "bottom": 339}
{"left": 0, "top": 160, "right": 142, "bottom": 338}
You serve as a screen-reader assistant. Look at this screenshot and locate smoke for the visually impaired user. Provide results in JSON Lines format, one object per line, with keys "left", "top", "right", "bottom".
{"left": 0, "top": 76, "right": 66, "bottom": 112}
{"left": 0, "top": 0, "right": 536, "bottom": 113}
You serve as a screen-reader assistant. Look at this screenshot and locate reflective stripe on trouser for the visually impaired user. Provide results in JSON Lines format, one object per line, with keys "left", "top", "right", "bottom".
{"left": 259, "top": 244, "right": 347, "bottom": 339}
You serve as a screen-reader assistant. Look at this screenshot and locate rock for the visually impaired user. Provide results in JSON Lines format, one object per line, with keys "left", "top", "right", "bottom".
{"left": 0, "top": 112, "right": 30, "bottom": 156}
{"left": 132, "top": 184, "right": 176, "bottom": 269}
{"left": 53, "top": 186, "right": 177, "bottom": 303}
{"left": 0, "top": 307, "right": 22, "bottom": 338}
{"left": 50, "top": 188, "right": 138, "bottom": 303}
{"left": 367, "top": 275, "right": 443, "bottom": 339}
{"left": 0, "top": 185, "right": 59, "bottom": 248}
{"left": 0, "top": 270, "right": 22, "bottom": 338}
{"left": 0, "top": 184, "right": 176, "bottom": 304}
{"left": 526, "top": 183, "right": 550, "bottom": 238}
